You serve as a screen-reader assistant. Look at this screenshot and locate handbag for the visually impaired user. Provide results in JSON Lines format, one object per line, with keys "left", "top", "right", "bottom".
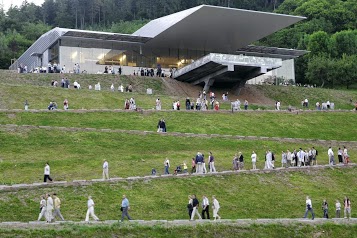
{"left": 120, "top": 207, "right": 123, "bottom": 211}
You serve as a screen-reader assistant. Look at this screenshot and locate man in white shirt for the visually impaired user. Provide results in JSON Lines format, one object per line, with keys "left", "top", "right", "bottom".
{"left": 303, "top": 196, "right": 315, "bottom": 220}
{"left": 251, "top": 151, "right": 257, "bottom": 170}
{"left": 118, "top": 84, "right": 124, "bottom": 92}
{"left": 103, "top": 160, "right": 109, "bottom": 180}
{"left": 264, "top": 150, "right": 273, "bottom": 169}
{"left": 201, "top": 195, "right": 210, "bottom": 219}
{"left": 73, "top": 80, "right": 80, "bottom": 89}
{"left": 328, "top": 147, "right": 335, "bottom": 165}
{"left": 37, "top": 195, "right": 46, "bottom": 221}
{"left": 44, "top": 162, "right": 53, "bottom": 182}
{"left": 164, "top": 158, "right": 170, "bottom": 174}
{"left": 85, "top": 196, "right": 99, "bottom": 222}
{"left": 46, "top": 194, "right": 54, "bottom": 223}
{"left": 297, "top": 149, "right": 305, "bottom": 167}
{"left": 212, "top": 196, "right": 221, "bottom": 220}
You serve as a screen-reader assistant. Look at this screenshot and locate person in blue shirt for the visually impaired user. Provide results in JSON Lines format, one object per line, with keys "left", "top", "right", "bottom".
{"left": 121, "top": 195, "right": 132, "bottom": 222}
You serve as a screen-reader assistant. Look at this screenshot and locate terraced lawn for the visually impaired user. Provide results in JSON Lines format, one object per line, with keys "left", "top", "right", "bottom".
{"left": 0, "top": 111, "right": 356, "bottom": 141}
{"left": 0, "top": 168, "right": 356, "bottom": 222}
{"left": 0, "top": 127, "right": 355, "bottom": 184}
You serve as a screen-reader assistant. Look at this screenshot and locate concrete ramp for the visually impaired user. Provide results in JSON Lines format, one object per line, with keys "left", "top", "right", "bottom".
{"left": 173, "top": 53, "right": 282, "bottom": 93}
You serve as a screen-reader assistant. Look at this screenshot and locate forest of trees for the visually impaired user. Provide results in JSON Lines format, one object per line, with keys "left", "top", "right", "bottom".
{"left": 0, "top": 0, "right": 356, "bottom": 88}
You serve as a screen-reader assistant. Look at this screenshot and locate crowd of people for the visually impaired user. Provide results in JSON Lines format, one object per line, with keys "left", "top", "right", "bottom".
{"left": 37, "top": 193, "right": 132, "bottom": 223}
{"left": 304, "top": 196, "right": 352, "bottom": 220}
{"left": 187, "top": 195, "right": 221, "bottom": 221}
{"left": 34, "top": 148, "right": 353, "bottom": 223}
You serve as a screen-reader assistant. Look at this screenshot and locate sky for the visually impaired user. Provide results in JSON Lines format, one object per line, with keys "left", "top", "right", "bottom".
{"left": 1, "top": 0, "right": 45, "bottom": 12}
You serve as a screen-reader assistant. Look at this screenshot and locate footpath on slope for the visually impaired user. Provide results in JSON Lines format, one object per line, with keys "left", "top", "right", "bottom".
{"left": 0, "top": 218, "right": 356, "bottom": 229}
{"left": 0, "top": 163, "right": 356, "bottom": 191}
{"left": 1, "top": 124, "right": 357, "bottom": 149}
{"left": 0, "top": 108, "right": 355, "bottom": 114}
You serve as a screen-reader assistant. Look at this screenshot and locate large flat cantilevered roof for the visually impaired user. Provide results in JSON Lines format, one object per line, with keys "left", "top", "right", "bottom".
{"left": 133, "top": 5, "right": 306, "bottom": 53}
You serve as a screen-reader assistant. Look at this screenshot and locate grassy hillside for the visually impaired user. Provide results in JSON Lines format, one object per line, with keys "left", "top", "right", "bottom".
{"left": 257, "top": 85, "right": 357, "bottom": 110}
{"left": 2, "top": 127, "right": 354, "bottom": 184}
{"left": 0, "top": 111, "right": 356, "bottom": 141}
{"left": 0, "top": 70, "right": 356, "bottom": 236}
{"left": 0, "top": 70, "right": 356, "bottom": 110}
{"left": 0, "top": 223, "right": 357, "bottom": 238}
{"left": 0, "top": 168, "right": 356, "bottom": 222}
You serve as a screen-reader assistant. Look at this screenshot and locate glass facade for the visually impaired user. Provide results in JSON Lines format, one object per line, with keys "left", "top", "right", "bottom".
{"left": 59, "top": 38, "right": 210, "bottom": 73}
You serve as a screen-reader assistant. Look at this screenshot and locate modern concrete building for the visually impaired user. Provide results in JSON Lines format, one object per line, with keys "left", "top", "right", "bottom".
{"left": 10, "top": 5, "right": 307, "bottom": 92}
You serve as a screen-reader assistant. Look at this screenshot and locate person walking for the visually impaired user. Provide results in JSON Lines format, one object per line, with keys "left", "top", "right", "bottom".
{"left": 85, "top": 196, "right": 99, "bottom": 222}
{"left": 63, "top": 99, "right": 69, "bottom": 110}
{"left": 195, "top": 152, "right": 204, "bottom": 174}
{"left": 335, "top": 200, "right": 341, "bottom": 218}
{"left": 322, "top": 199, "right": 329, "bottom": 219}
{"left": 52, "top": 193, "right": 65, "bottom": 221}
{"left": 238, "top": 152, "right": 244, "bottom": 170}
{"left": 102, "top": 160, "right": 109, "bottom": 180}
{"left": 212, "top": 196, "right": 221, "bottom": 220}
{"left": 328, "top": 147, "right": 335, "bottom": 165}
{"left": 209, "top": 152, "right": 216, "bottom": 173}
{"left": 191, "top": 158, "right": 196, "bottom": 174}
{"left": 37, "top": 195, "right": 46, "bottom": 221}
{"left": 251, "top": 151, "right": 257, "bottom": 170}
{"left": 164, "top": 158, "right": 170, "bottom": 174}
{"left": 202, "top": 154, "right": 207, "bottom": 174}
{"left": 303, "top": 196, "right": 315, "bottom": 220}
{"left": 44, "top": 162, "right": 53, "bottom": 182}
{"left": 121, "top": 195, "right": 132, "bottom": 222}
{"left": 187, "top": 195, "right": 193, "bottom": 220}
{"left": 343, "top": 146, "right": 350, "bottom": 164}
{"left": 344, "top": 196, "right": 351, "bottom": 219}
{"left": 46, "top": 193, "right": 54, "bottom": 223}
{"left": 190, "top": 195, "right": 202, "bottom": 221}
{"left": 201, "top": 195, "right": 210, "bottom": 219}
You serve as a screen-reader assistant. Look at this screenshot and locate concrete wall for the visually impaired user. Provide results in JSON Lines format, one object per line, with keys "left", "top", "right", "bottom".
{"left": 246, "top": 59, "right": 295, "bottom": 85}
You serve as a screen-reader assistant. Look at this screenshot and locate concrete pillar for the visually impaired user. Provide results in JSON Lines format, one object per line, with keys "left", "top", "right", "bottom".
{"left": 203, "top": 78, "right": 215, "bottom": 92}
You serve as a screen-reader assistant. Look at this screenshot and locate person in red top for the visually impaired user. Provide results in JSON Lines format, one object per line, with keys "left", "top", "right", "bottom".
{"left": 214, "top": 101, "right": 219, "bottom": 111}
{"left": 63, "top": 99, "right": 69, "bottom": 110}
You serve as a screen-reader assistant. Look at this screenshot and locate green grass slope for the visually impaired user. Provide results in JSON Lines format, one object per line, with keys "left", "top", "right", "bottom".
{"left": 0, "top": 223, "right": 357, "bottom": 238}
{"left": 0, "top": 70, "right": 356, "bottom": 110}
{"left": 258, "top": 85, "right": 357, "bottom": 110}
{"left": 0, "top": 111, "right": 356, "bottom": 141}
{"left": 0, "top": 168, "right": 356, "bottom": 222}
{"left": 0, "top": 127, "right": 355, "bottom": 184}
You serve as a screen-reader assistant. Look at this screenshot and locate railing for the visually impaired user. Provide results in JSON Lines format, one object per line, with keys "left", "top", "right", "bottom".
{"left": 173, "top": 53, "right": 283, "bottom": 78}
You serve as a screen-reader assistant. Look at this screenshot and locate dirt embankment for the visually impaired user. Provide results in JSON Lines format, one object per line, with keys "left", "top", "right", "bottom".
{"left": 161, "top": 78, "right": 274, "bottom": 105}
